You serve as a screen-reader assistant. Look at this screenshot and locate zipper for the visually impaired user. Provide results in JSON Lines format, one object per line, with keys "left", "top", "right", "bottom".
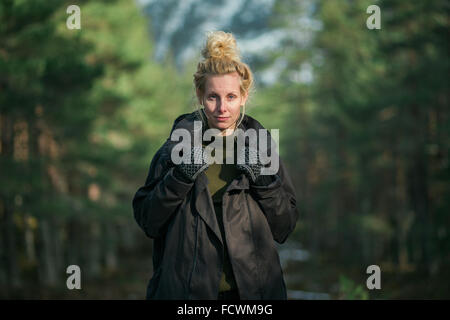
{"left": 187, "top": 213, "right": 199, "bottom": 299}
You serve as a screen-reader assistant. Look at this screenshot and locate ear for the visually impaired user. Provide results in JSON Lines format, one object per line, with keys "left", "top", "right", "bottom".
{"left": 241, "top": 91, "right": 249, "bottom": 106}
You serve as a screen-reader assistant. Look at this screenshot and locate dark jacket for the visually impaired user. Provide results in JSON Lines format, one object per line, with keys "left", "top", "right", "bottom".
{"left": 132, "top": 111, "right": 299, "bottom": 300}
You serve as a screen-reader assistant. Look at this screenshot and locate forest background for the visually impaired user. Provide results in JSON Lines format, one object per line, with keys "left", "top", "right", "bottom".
{"left": 0, "top": 0, "right": 448, "bottom": 299}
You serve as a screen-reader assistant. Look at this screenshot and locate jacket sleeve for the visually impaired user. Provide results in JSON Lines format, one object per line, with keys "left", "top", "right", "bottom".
{"left": 250, "top": 157, "right": 299, "bottom": 244}
{"left": 132, "top": 141, "right": 194, "bottom": 239}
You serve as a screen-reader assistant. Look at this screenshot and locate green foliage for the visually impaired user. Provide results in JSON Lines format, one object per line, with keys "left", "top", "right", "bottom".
{"left": 0, "top": 0, "right": 194, "bottom": 296}
{"left": 337, "top": 275, "right": 369, "bottom": 300}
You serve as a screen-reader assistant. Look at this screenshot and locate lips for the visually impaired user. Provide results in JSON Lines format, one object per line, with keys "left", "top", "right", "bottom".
{"left": 215, "top": 116, "right": 229, "bottom": 122}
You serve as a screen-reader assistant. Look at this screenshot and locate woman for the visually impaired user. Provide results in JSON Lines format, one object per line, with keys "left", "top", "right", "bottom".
{"left": 132, "top": 31, "right": 299, "bottom": 300}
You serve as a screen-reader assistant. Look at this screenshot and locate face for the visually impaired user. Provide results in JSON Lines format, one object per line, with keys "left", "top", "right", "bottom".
{"left": 198, "top": 72, "right": 248, "bottom": 136}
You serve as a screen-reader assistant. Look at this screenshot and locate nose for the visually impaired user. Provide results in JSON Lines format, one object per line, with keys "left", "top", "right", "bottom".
{"left": 216, "top": 100, "right": 227, "bottom": 114}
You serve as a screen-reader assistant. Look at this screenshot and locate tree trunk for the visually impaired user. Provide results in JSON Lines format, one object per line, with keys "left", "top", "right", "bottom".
{"left": 39, "top": 218, "right": 58, "bottom": 287}
{"left": 24, "top": 213, "right": 37, "bottom": 264}
{"left": 407, "top": 103, "right": 431, "bottom": 271}
{"left": 0, "top": 113, "right": 21, "bottom": 296}
{"left": 395, "top": 157, "right": 414, "bottom": 271}
{"left": 88, "top": 220, "right": 102, "bottom": 277}
{"left": 103, "top": 222, "right": 118, "bottom": 273}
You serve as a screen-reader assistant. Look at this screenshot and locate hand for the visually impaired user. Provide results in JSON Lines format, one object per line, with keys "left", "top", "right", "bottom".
{"left": 236, "top": 147, "right": 261, "bottom": 182}
{"left": 236, "top": 147, "right": 274, "bottom": 185}
{"left": 174, "top": 146, "right": 210, "bottom": 182}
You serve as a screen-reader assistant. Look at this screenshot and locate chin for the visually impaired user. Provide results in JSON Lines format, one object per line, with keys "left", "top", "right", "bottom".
{"left": 210, "top": 120, "right": 231, "bottom": 130}
{"left": 214, "top": 122, "right": 230, "bottom": 130}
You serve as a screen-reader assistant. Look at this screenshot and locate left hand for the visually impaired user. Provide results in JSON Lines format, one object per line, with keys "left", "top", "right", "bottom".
{"left": 236, "top": 146, "right": 261, "bottom": 182}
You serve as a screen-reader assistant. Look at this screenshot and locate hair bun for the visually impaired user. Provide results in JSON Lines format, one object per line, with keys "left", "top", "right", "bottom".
{"left": 202, "top": 31, "right": 241, "bottom": 62}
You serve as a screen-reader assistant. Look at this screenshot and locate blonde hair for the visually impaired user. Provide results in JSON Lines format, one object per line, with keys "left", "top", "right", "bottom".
{"left": 194, "top": 31, "right": 254, "bottom": 128}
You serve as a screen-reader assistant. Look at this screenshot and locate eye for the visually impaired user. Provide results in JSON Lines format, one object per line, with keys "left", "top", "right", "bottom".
{"left": 227, "top": 94, "right": 236, "bottom": 100}
{"left": 207, "top": 94, "right": 217, "bottom": 100}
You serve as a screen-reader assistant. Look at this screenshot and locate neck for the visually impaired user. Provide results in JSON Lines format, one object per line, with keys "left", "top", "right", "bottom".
{"left": 219, "top": 127, "right": 235, "bottom": 136}
{"left": 206, "top": 120, "right": 237, "bottom": 137}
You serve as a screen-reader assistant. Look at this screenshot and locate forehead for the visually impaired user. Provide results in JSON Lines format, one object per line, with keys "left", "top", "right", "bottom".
{"left": 204, "top": 72, "right": 241, "bottom": 92}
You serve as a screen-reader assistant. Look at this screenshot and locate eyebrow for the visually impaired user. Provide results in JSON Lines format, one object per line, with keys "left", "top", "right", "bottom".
{"left": 207, "top": 91, "right": 239, "bottom": 95}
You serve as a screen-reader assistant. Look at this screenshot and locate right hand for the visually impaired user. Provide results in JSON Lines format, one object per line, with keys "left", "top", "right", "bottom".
{"left": 174, "top": 146, "right": 210, "bottom": 182}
